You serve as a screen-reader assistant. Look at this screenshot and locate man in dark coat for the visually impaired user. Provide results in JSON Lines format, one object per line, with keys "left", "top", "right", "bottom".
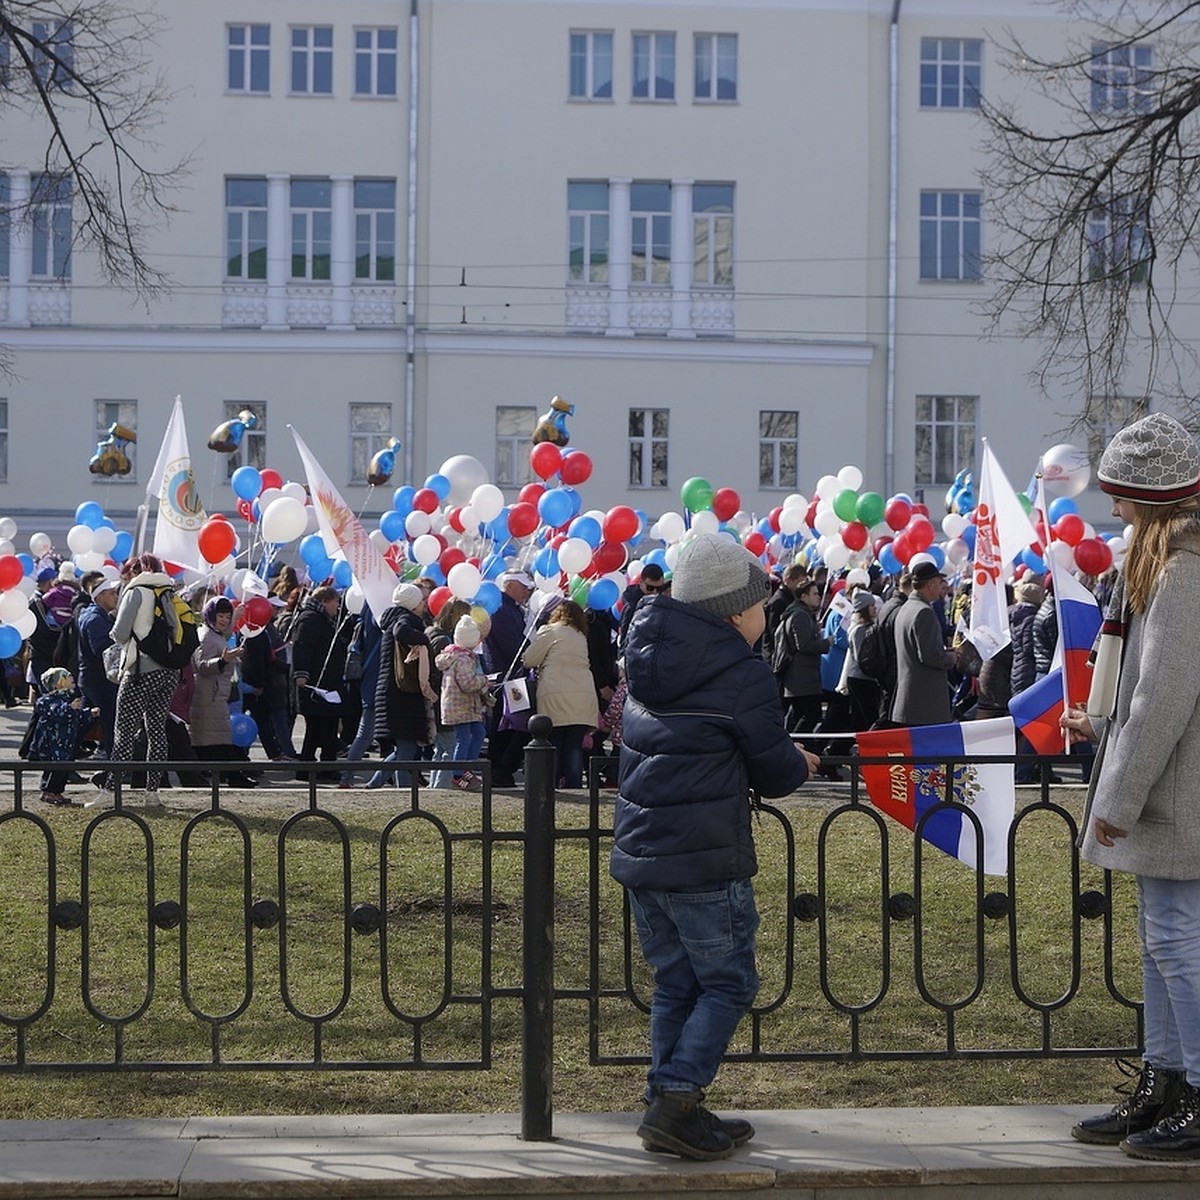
{"left": 872, "top": 568, "right": 911, "bottom": 727}
{"left": 76, "top": 577, "right": 120, "bottom": 758}
{"left": 891, "top": 562, "right": 961, "bottom": 726}
{"left": 290, "top": 586, "right": 350, "bottom": 775}
{"left": 762, "top": 561, "right": 807, "bottom": 668}
{"left": 481, "top": 570, "right": 534, "bottom": 787}
{"left": 371, "top": 583, "right": 431, "bottom": 787}
{"left": 617, "top": 562, "right": 666, "bottom": 653}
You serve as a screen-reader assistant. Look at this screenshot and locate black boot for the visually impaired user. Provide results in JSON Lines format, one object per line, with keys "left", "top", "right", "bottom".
{"left": 1121, "top": 1081, "right": 1200, "bottom": 1160}
{"left": 637, "top": 1089, "right": 735, "bottom": 1160}
{"left": 641, "top": 1095, "right": 754, "bottom": 1150}
{"left": 1072, "top": 1061, "right": 1187, "bottom": 1145}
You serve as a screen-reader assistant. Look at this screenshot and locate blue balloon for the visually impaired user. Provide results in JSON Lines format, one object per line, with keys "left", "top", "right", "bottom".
{"left": 588, "top": 578, "right": 619, "bottom": 610}
{"left": 1047, "top": 496, "right": 1079, "bottom": 522}
{"left": 483, "top": 509, "right": 511, "bottom": 541}
{"left": 534, "top": 546, "right": 559, "bottom": 577}
{"left": 392, "top": 485, "right": 415, "bottom": 517}
{"left": 1021, "top": 546, "right": 1047, "bottom": 572}
{"left": 0, "top": 624, "right": 23, "bottom": 657}
{"left": 473, "top": 581, "right": 503, "bottom": 614}
{"left": 418, "top": 563, "right": 446, "bottom": 586}
{"left": 564, "top": 486, "right": 583, "bottom": 519}
{"left": 16, "top": 552, "right": 34, "bottom": 575}
{"left": 480, "top": 553, "right": 507, "bottom": 580}
{"left": 300, "top": 534, "right": 328, "bottom": 567}
{"left": 425, "top": 473, "right": 451, "bottom": 501}
{"left": 537, "top": 488, "right": 574, "bottom": 528}
{"left": 642, "top": 548, "right": 669, "bottom": 571}
{"left": 231, "top": 465, "right": 262, "bottom": 502}
{"left": 961, "top": 524, "right": 977, "bottom": 554}
{"left": 568, "top": 515, "right": 602, "bottom": 548}
{"left": 379, "top": 510, "right": 407, "bottom": 542}
{"left": 924, "top": 544, "right": 946, "bottom": 570}
{"left": 332, "top": 558, "right": 353, "bottom": 589}
{"left": 75, "top": 501, "right": 105, "bottom": 530}
{"left": 230, "top": 712, "right": 258, "bottom": 749}
{"left": 878, "top": 544, "right": 901, "bottom": 575}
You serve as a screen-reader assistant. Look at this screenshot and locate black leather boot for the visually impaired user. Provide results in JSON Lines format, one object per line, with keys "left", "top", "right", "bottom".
{"left": 1072, "top": 1061, "right": 1187, "bottom": 1145}
{"left": 637, "top": 1089, "right": 735, "bottom": 1160}
{"left": 1121, "top": 1081, "right": 1200, "bottom": 1160}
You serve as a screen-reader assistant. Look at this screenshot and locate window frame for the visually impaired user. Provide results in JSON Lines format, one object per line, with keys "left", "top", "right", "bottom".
{"left": 290, "top": 178, "right": 333, "bottom": 282}
{"left": 495, "top": 406, "right": 537, "bottom": 488}
{"left": 914, "top": 394, "right": 977, "bottom": 487}
{"left": 354, "top": 179, "right": 397, "bottom": 282}
{"left": 227, "top": 23, "right": 270, "bottom": 95}
{"left": 0, "top": 400, "right": 8, "bottom": 484}
{"left": 694, "top": 32, "right": 737, "bottom": 102}
{"left": 1091, "top": 41, "right": 1154, "bottom": 114}
{"left": 630, "top": 181, "right": 672, "bottom": 287}
{"left": 759, "top": 411, "right": 799, "bottom": 490}
{"left": 632, "top": 31, "right": 675, "bottom": 101}
{"left": 354, "top": 27, "right": 398, "bottom": 97}
{"left": 290, "top": 25, "right": 334, "bottom": 96}
{"left": 223, "top": 401, "right": 267, "bottom": 478}
{"left": 30, "top": 174, "right": 72, "bottom": 280}
{"left": 569, "top": 29, "right": 613, "bottom": 100}
{"left": 30, "top": 19, "right": 75, "bottom": 92}
{"left": 693, "top": 183, "right": 734, "bottom": 287}
{"left": 628, "top": 408, "right": 669, "bottom": 489}
{"left": 919, "top": 189, "right": 982, "bottom": 282}
{"left": 1086, "top": 195, "right": 1151, "bottom": 285}
{"left": 919, "top": 37, "right": 982, "bottom": 109}
{"left": 94, "top": 400, "right": 138, "bottom": 484}
{"left": 225, "top": 177, "right": 268, "bottom": 281}
{"left": 567, "top": 181, "right": 610, "bottom": 285}
{"left": 349, "top": 403, "right": 393, "bottom": 485}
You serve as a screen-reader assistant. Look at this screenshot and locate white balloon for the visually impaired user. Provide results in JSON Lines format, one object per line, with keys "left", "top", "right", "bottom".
{"left": 909, "top": 552, "right": 936, "bottom": 570}
{"left": 66, "top": 524, "right": 94, "bottom": 554}
{"left": 345, "top": 584, "right": 366, "bottom": 614}
{"left": 1041, "top": 443, "right": 1091, "bottom": 498}
{"left": 779, "top": 506, "right": 808, "bottom": 536}
{"left": 816, "top": 474, "right": 840, "bottom": 502}
{"left": 74, "top": 551, "right": 106, "bottom": 571}
{"left": 837, "top": 465, "right": 863, "bottom": 492}
{"left": 304, "top": 506, "right": 320, "bottom": 537}
{"left": 12, "top": 609, "right": 37, "bottom": 639}
{"left": 412, "top": 533, "right": 441, "bottom": 565}
{"left": 470, "top": 483, "right": 505, "bottom": 524}
{"left": 658, "top": 512, "right": 686, "bottom": 544}
{"left": 258, "top": 487, "right": 283, "bottom": 511}
{"left": 627, "top": 558, "right": 645, "bottom": 579}
{"left": 458, "top": 504, "right": 478, "bottom": 533}
{"left": 942, "top": 514, "right": 967, "bottom": 538}
{"left": 557, "top": 537, "right": 593, "bottom": 575}
{"left": 211, "top": 554, "right": 238, "bottom": 576}
{"left": 1082, "top": 522, "right": 1097, "bottom": 540}
{"left": 90, "top": 526, "right": 118, "bottom": 554}
{"left": 439, "top": 454, "right": 490, "bottom": 505}
{"left": 533, "top": 571, "right": 561, "bottom": 594}
{"left": 447, "top": 561, "right": 483, "bottom": 599}
{"left": 369, "top": 529, "right": 390, "bottom": 554}
{"left": 0, "top": 540, "right": 12, "bottom": 557}
{"left": 0, "top": 589, "right": 29, "bottom": 623}
{"left": 845, "top": 567, "right": 871, "bottom": 588}
{"left": 16, "top": 576, "right": 36, "bottom": 597}
{"left": 729, "top": 510, "right": 753, "bottom": 535}
{"left": 0, "top": 518, "right": 16, "bottom": 541}
{"left": 945, "top": 537, "right": 970, "bottom": 566}
{"left": 690, "top": 510, "right": 720, "bottom": 535}
{"left": 405, "top": 510, "right": 432, "bottom": 537}
{"left": 1107, "top": 535, "right": 1127, "bottom": 555}
{"left": 1051, "top": 540, "right": 1076, "bottom": 568}
{"left": 281, "top": 481, "right": 307, "bottom": 503}
{"left": 824, "top": 543, "right": 851, "bottom": 571}
{"left": 29, "top": 532, "right": 51, "bottom": 557}
{"left": 261, "top": 497, "right": 308, "bottom": 544}
{"left": 814, "top": 508, "right": 841, "bottom": 537}
{"left": 784, "top": 493, "right": 808, "bottom": 512}
{"left": 664, "top": 543, "right": 680, "bottom": 571}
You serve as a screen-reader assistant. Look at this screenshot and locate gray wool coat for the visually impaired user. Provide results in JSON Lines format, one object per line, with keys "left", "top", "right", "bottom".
{"left": 1080, "top": 537, "right": 1200, "bottom": 880}
{"left": 891, "top": 592, "right": 956, "bottom": 726}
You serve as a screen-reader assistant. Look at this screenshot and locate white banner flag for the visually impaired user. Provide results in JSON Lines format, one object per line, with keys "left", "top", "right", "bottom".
{"left": 290, "top": 425, "right": 398, "bottom": 621}
{"left": 148, "top": 396, "right": 207, "bottom": 571}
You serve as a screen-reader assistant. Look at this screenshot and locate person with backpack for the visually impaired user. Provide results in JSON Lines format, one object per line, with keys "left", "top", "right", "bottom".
{"left": 844, "top": 589, "right": 882, "bottom": 731}
{"left": 773, "top": 579, "right": 827, "bottom": 738}
{"left": 86, "top": 553, "right": 197, "bottom": 806}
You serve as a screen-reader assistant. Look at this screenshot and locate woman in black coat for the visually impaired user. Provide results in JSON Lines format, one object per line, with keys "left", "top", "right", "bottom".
{"left": 370, "top": 583, "right": 431, "bottom": 787}
{"left": 290, "top": 586, "right": 349, "bottom": 774}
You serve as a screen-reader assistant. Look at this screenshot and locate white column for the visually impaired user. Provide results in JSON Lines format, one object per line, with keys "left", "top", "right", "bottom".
{"left": 606, "top": 177, "right": 632, "bottom": 337}
{"left": 265, "top": 172, "right": 290, "bottom": 330}
{"left": 669, "top": 178, "right": 695, "bottom": 338}
{"left": 6, "top": 170, "right": 31, "bottom": 327}
{"left": 329, "top": 174, "right": 354, "bottom": 329}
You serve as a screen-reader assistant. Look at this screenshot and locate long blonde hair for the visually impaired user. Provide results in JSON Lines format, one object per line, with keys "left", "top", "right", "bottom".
{"left": 1122, "top": 496, "right": 1200, "bottom": 614}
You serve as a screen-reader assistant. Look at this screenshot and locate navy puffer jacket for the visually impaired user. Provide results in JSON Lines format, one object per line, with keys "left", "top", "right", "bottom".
{"left": 610, "top": 596, "right": 809, "bottom": 891}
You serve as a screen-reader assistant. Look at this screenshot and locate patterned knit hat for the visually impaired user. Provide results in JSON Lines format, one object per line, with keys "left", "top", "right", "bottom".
{"left": 671, "top": 532, "right": 770, "bottom": 619}
{"left": 1097, "top": 412, "right": 1200, "bottom": 505}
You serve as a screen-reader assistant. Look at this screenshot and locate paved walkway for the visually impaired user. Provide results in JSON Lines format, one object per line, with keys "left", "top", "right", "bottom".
{"left": 2, "top": 1106, "right": 1200, "bottom": 1198}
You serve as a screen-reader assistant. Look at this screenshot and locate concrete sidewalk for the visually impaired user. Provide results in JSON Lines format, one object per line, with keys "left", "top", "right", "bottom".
{"left": 1, "top": 1107, "right": 1199, "bottom": 1199}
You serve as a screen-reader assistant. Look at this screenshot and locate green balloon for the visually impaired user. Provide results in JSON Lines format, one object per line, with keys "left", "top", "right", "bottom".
{"left": 680, "top": 476, "right": 715, "bottom": 514}
{"left": 569, "top": 574, "right": 590, "bottom": 605}
{"left": 833, "top": 488, "right": 860, "bottom": 522}
{"left": 856, "top": 491, "right": 885, "bottom": 527}
{"left": 1019, "top": 493, "right": 1033, "bottom": 514}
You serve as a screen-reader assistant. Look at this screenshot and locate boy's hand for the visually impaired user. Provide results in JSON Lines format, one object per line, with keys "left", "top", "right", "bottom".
{"left": 801, "top": 749, "right": 821, "bottom": 775}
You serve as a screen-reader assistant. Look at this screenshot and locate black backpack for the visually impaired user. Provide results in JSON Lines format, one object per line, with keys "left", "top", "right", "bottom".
{"left": 856, "top": 621, "right": 888, "bottom": 680}
{"left": 133, "top": 586, "right": 200, "bottom": 670}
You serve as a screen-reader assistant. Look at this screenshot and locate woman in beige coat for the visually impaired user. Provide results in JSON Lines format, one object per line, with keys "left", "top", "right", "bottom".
{"left": 523, "top": 599, "right": 596, "bottom": 787}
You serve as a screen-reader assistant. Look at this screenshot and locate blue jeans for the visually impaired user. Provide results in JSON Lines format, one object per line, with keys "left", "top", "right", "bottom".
{"left": 452, "top": 721, "right": 486, "bottom": 776}
{"left": 367, "top": 738, "right": 419, "bottom": 787}
{"left": 1139, "top": 875, "right": 1200, "bottom": 1087}
{"left": 549, "top": 724, "right": 587, "bottom": 788}
{"left": 628, "top": 879, "right": 760, "bottom": 1095}
{"left": 428, "top": 727, "right": 457, "bottom": 789}
{"left": 340, "top": 704, "right": 375, "bottom": 785}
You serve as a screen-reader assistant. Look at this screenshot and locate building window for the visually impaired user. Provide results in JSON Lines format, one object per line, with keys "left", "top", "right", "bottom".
{"left": 30, "top": 174, "right": 71, "bottom": 279}
{"left": 0, "top": 175, "right": 8, "bottom": 279}
{"left": 915, "top": 395, "right": 976, "bottom": 486}
{"left": 629, "top": 409, "right": 668, "bottom": 488}
{"left": 224, "top": 401, "right": 266, "bottom": 478}
{"left": 1085, "top": 396, "right": 1149, "bottom": 474}
{"left": 228, "top": 24, "right": 270, "bottom": 94}
{"left": 1087, "top": 196, "right": 1151, "bottom": 284}
{"left": 631, "top": 182, "right": 671, "bottom": 286}
{"left": 568, "top": 181, "right": 609, "bottom": 284}
{"left": 354, "top": 27, "right": 398, "bottom": 97}
{"left": 919, "top": 38, "right": 981, "bottom": 109}
{"left": 350, "top": 404, "right": 392, "bottom": 484}
{"left": 569, "top": 30, "right": 613, "bottom": 99}
{"left": 693, "top": 184, "right": 734, "bottom": 287}
{"left": 225, "top": 177, "right": 267, "bottom": 280}
{"left": 291, "top": 179, "right": 331, "bottom": 281}
{"left": 496, "top": 406, "right": 536, "bottom": 488}
{"left": 291, "top": 26, "right": 333, "bottom": 95}
{"left": 0, "top": 33, "right": 9, "bottom": 88}
{"left": 633, "top": 32, "right": 675, "bottom": 100}
{"left": 355, "top": 179, "right": 396, "bottom": 281}
{"left": 1092, "top": 42, "right": 1153, "bottom": 113}
{"left": 919, "top": 190, "right": 981, "bottom": 281}
{"left": 694, "top": 33, "right": 736, "bottom": 101}
{"left": 759, "top": 411, "right": 798, "bottom": 489}
{"left": 31, "top": 20, "right": 74, "bottom": 91}
{"left": 95, "top": 401, "right": 137, "bottom": 482}
{"left": 0, "top": 401, "right": 8, "bottom": 483}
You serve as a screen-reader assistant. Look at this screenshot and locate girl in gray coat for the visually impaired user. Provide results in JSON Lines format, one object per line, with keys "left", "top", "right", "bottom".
{"left": 1064, "top": 413, "right": 1200, "bottom": 1161}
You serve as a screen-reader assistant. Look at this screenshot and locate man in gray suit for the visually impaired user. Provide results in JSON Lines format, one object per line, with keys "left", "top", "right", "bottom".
{"left": 891, "top": 561, "right": 961, "bottom": 726}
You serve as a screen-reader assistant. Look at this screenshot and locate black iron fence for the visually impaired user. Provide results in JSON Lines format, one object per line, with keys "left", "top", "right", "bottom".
{"left": 0, "top": 716, "right": 1142, "bottom": 1141}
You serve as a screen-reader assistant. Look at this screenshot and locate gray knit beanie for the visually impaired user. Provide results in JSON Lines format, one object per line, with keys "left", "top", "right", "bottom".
{"left": 391, "top": 582, "right": 425, "bottom": 611}
{"left": 1098, "top": 412, "right": 1200, "bottom": 505}
{"left": 671, "top": 532, "right": 771, "bottom": 619}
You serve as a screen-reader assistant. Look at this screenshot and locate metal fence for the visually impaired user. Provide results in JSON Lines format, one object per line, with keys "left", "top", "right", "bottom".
{"left": 0, "top": 715, "right": 1142, "bottom": 1141}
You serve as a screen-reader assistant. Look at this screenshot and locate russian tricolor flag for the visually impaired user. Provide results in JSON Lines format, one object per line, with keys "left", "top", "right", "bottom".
{"left": 1055, "top": 568, "right": 1103, "bottom": 708}
{"left": 1008, "top": 669, "right": 1067, "bottom": 756}
{"left": 856, "top": 718, "right": 1016, "bottom": 875}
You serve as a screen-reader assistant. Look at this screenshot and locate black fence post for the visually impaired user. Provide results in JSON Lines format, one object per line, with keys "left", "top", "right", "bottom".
{"left": 521, "top": 713, "right": 556, "bottom": 1141}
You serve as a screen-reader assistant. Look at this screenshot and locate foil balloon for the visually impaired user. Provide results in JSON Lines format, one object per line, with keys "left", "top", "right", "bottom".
{"left": 367, "top": 437, "right": 402, "bottom": 486}
{"left": 531, "top": 395, "right": 574, "bottom": 447}
{"left": 208, "top": 409, "right": 258, "bottom": 453}
{"left": 88, "top": 422, "right": 137, "bottom": 477}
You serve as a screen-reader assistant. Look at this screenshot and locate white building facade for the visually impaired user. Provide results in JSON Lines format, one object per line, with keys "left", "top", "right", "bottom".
{"left": 0, "top": 0, "right": 1189, "bottom": 533}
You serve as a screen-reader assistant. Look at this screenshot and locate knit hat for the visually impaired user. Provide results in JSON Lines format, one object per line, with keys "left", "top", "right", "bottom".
{"left": 1014, "top": 578, "right": 1045, "bottom": 606}
{"left": 671, "top": 532, "right": 771, "bottom": 619}
{"left": 57, "top": 562, "right": 78, "bottom": 583}
{"left": 392, "top": 582, "right": 425, "bottom": 611}
{"left": 40, "top": 666, "right": 72, "bottom": 691}
{"left": 453, "top": 615, "right": 482, "bottom": 649}
{"left": 852, "top": 589, "right": 877, "bottom": 613}
{"left": 1097, "top": 412, "right": 1200, "bottom": 505}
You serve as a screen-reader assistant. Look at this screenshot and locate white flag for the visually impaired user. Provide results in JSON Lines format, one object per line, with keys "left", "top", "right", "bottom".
{"left": 148, "top": 396, "right": 207, "bottom": 571}
{"left": 968, "top": 440, "right": 1041, "bottom": 661}
{"left": 290, "top": 426, "right": 398, "bottom": 621}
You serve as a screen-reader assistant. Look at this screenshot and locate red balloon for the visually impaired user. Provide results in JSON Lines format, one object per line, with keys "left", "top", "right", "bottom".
{"left": 507, "top": 502, "right": 540, "bottom": 538}
{"left": 208, "top": 512, "right": 232, "bottom": 525}
{"left": 884, "top": 498, "right": 912, "bottom": 531}
{"left": 768, "top": 506, "right": 784, "bottom": 533}
{"left": 439, "top": 547, "right": 466, "bottom": 574}
{"left": 743, "top": 531, "right": 767, "bottom": 556}
{"left": 530, "top": 442, "right": 562, "bottom": 481}
{"left": 829, "top": 579, "right": 847, "bottom": 597}
{"left": 1053, "top": 513, "right": 1086, "bottom": 547}
{"left": 413, "top": 487, "right": 439, "bottom": 514}
{"left": 518, "top": 482, "right": 546, "bottom": 506}
{"left": 241, "top": 595, "right": 273, "bottom": 628}
{"left": 805, "top": 500, "right": 819, "bottom": 531}
{"left": 912, "top": 503, "right": 930, "bottom": 518}
{"left": 447, "top": 506, "right": 465, "bottom": 533}
{"left": 907, "top": 516, "right": 935, "bottom": 551}
{"left": 873, "top": 535, "right": 894, "bottom": 558}
{"left": 591, "top": 540, "right": 627, "bottom": 574}
{"left": 841, "top": 521, "right": 869, "bottom": 551}
{"left": 712, "top": 487, "right": 741, "bottom": 522}
{"left": 0, "top": 555, "right": 22, "bottom": 590}
{"left": 892, "top": 533, "right": 914, "bottom": 564}
{"left": 259, "top": 468, "right": 283, "bottom": 491}
{"left": 1074, "top": 538, "right": 1113, "bottom": 576}
{"left": 237, "top": 498, "right": 256, "bottom": 523}
{"left": 602, "top": 505, "right": 639, "bottom": 543}
{"left": 197, "top": 519, "right": 237, "bottom": 565}
{"left": 559, "top": 450, "right": 593, "bottom": 486}
{"left": 427, "top": 585, "right": 453, "bottom": 617}
{"left": 548, "top": 533, "right": 568, "bottom": 550}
